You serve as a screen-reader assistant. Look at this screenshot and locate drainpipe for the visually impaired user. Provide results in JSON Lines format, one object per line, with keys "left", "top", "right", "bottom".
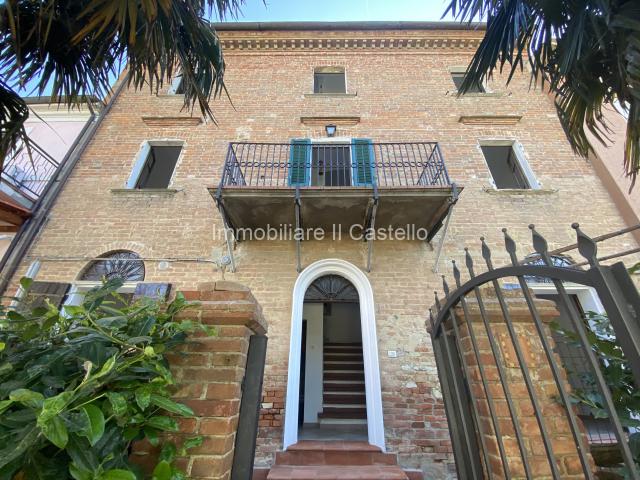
{"left": 0, "top": 77, "right": 128, "bottom": 295}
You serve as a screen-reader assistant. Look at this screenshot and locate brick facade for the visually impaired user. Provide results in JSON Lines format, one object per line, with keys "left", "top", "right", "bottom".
{"left": 7, "top": 23, "right": 640, "bottom": 478}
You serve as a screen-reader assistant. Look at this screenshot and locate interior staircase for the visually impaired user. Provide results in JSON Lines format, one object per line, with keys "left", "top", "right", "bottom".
{"left": 319, "top": 342, "right": 366, "bottom": 425}
{"left": 266, "top": 441, "right": 411, "bottom": 480}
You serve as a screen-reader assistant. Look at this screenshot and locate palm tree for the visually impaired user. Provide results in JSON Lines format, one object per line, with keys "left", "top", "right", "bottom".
{"left": 0, "top": 0, "right": 243, "bottom": 168}
{"left": 446, "top": 0, "right": 640, "bottom": 188}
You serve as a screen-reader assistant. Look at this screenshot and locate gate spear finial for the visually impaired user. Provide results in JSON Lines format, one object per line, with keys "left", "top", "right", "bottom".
{"left": 480, "top": 236, "right": 493, "bottom": 270}
{"left": 464, "top": 247, "right": 475, "bottom": 277}
{"left": 529, "top": 224, "right": 551, "bottom": 264}
{"left": 572, "top": 223, "right": 599, "bottom": 267}
{"left": 442, "top": 275, "right": 450, "bottom": 298}
{"left": 502, "top": 228, "right": 519, "bottom": 265}
{"left": 452, "top": 260, "right": 462, "bottom": 287}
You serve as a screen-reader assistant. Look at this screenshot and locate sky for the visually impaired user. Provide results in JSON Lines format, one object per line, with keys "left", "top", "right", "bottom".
{"left": 220, "top": 0, "right": 455, "bottom": 23}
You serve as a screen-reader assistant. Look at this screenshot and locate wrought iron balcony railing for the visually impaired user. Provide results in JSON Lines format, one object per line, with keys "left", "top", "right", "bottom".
{"left": 218, "top": 141, "right": 451, "bottom": 189}
{"left": 2, "top": 142, "right": 61, "bottom": 202}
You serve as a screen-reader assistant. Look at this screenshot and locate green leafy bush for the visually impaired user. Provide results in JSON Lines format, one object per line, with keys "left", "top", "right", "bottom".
{"left": 554, "top": 310, "right": 640, "bottom": 477}
{"left": 0, "top": 278, "right": 213, "bottom": 479}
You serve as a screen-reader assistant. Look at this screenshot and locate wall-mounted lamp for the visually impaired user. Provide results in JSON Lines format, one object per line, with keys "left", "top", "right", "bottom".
{"left": 325, "top": 124, "right": 337, "bottom": 137}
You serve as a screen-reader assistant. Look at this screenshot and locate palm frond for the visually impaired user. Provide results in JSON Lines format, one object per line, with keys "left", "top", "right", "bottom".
{"left": 447, "top": 0, "right": 640, "bottom": 185}
{"left": 0, "top": 0, "right": 243, "bottom": 168}
{"left": 0, "top": 79, "right": 30, "bottom": 170}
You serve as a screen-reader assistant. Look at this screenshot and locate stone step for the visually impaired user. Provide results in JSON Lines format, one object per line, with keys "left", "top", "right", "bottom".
{"left": 324, "top": 355, "right": 364, "bottom": 362}
{"left": 324, "top": 368, "right": 364, "bottom": 375}
{"left": 267, "top": 465, "right": 408, "bottom": 479}
{"left": 324, "top": 372, "right": 364, "bottom": 381}
{"left": 319, "top": 407, "right": 367, "bottom": 419}
{"left": 323, "top": 393, "right": 366, "bottom": 404}
{"left": 324, "top": 343, "right": 363, "bottom": 347}
{"left": 323, "top": 382, "right": 365, "bottom": 392}
{"left": 324, "top": 363, "right": 364, "bottom": 371}
{"left": 324, "top": 359, "right": 364, "bottom": 364}
{"left": 324, "top": 347, "right": 362, "bottom": 354}
{"left": 318, "top": 418, "right": 368, "bottom": 425}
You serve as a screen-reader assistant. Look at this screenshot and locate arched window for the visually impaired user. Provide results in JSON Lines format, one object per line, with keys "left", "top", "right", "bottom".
{"left": 304, "top": 274, "right": 358, "bottom": 303}
{"left": 79, "top": 250, "right": 145, "bottom": 282}
{"left": 523, "top": 253, "right": 575, "bottom": 284}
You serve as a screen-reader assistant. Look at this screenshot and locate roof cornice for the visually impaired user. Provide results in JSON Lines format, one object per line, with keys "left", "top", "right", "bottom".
{"left": 212, "top": 21, "right": 486, "bottom": 32}
{"left": 214, "top": 21, "right": 485, "bottom": 51}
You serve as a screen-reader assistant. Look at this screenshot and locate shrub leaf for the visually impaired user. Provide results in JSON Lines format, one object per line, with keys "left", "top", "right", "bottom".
{"left": 81, "top": 404, "right": 105, "bottom": 446}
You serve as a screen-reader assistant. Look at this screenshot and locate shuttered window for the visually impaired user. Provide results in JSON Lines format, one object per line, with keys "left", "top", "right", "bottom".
{"left": 351, "top": 139, "right": 375, "bottom": 187}
{"left": 19, "top": 281, "right": 71, "bottom": 311}
{"left": 288, "top": 139, "right": 311, "bottom": 186}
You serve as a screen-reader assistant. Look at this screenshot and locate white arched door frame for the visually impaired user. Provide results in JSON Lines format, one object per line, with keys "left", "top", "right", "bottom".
{"left": 282, "top": 258, "right": 386, "bottom": 450}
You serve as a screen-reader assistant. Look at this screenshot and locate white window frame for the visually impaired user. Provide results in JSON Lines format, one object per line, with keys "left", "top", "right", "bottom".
{"left": 527, "top": 283, "right": 604, "bottom": 315}
{"left": 612, "top": 99, "right": 629, "bottom": 119}
{"left": 63, "top": 281, "right": 139, "bottom": 309}
{"left": 126, "top": 139, "right": 184, "bottom": 189}
{"left": 312, "top": 66, "right": 347, "bottom": 94}
{"left": 167, "top": 74, "right": 183, "bottom": 95}
{"left": 479, "top": 139, "right": 541, "bottom": 190}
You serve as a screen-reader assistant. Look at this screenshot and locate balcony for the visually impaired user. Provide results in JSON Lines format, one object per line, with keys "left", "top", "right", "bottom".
{"left": 211, "top": 141, "right": 460, "bottom": 254}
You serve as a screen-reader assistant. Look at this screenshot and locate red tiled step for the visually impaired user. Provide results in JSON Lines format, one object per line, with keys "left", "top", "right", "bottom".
{"left": 276, "top": 442, "right": 396, "bottom": 466}
{"left": 266, "top": 465, "right": 409, "bottom": 480}
{"left": 286, "top": 441, "right": 380, "bottom": 451}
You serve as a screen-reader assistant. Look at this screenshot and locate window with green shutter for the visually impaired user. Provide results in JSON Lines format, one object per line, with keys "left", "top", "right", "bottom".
{"left": 351, "top": 139, "right": 375, "bottom": 187}
{"left": 288, "top": 139, "right": 311, "bottom": 186}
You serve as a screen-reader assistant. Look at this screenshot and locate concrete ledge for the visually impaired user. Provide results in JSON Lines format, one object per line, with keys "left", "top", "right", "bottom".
{"left": 459, "top": 114, "right": 521, "bottom": 125}
{"left": 303, "top": 93, "right": 358, "bottom": 98}
{"left": 110, "top": 188, "right": 180, "bottom": 195}
{"left": 482, "top": 187, "right": 558, "bottom": 195}
{"left": 447, "top": 91, "right": 506, "bottom": 98}
{"left": 142, "top": 116, "right": 202, "bottom": 127}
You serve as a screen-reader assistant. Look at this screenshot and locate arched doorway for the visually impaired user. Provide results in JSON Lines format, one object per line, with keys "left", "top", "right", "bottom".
{"left": 283, "top": 259, "right": 385, "bottom": 450}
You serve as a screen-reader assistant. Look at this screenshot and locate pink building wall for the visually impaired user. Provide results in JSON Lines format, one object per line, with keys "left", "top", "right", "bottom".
{"left": 586, "top": 104, "right": 640, "bottom": 243}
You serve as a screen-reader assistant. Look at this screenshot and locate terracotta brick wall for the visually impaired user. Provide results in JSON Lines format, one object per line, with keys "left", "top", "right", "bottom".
{"left": 7, "top": 26, "right": 640, "bottom": 478}
{"left": 131, "top": 281, "right": 267, "bottom": 480}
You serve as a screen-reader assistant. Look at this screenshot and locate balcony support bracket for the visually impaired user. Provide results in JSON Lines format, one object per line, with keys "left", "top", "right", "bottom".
{"left": 432, "top": 183, "right": 459, "bottom": 273}
{"left": 295, "top": 188, "right": 302, "bottom": 273}
{"left": 365, "top": 188, "right": 379, "bottom": 272}
{"left": 214, "top": 196, "right": 237, "bottom": 273}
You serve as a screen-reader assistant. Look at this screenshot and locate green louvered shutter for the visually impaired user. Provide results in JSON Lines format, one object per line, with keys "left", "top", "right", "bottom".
{"left": 288, "top": 139, "right": 311, "bottom": 186}
{"left": 351, "top": 139, "right": 375, "bottom": 186}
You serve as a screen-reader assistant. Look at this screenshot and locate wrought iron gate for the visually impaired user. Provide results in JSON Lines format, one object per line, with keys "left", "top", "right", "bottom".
{"left": 429, "top": 224, "right": 640, "bottom": 479}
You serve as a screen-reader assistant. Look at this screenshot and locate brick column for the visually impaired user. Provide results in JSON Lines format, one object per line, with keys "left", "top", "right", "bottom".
{"left": 131, "top": 281, "right": 267, "bottom": 480}
{"left": 450, "top": 288, "right": 593, "bottom": 479}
